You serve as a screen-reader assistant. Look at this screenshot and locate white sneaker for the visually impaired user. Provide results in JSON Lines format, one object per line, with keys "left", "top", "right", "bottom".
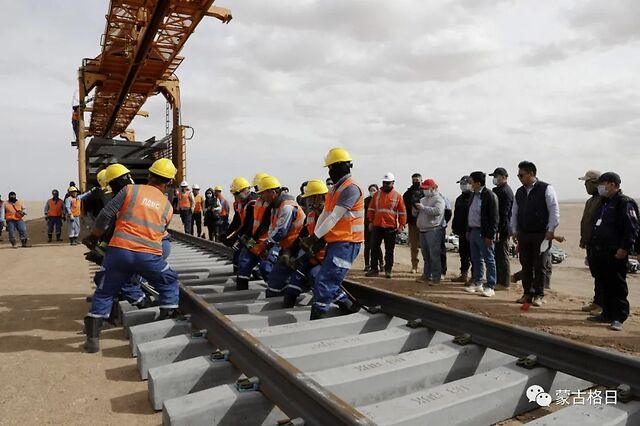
{"left": 481, "top": 288, "right": 495, "bottom": 297}
{"left": 411, "top": 268, "right": 418, "bottom": 274}
{"left": 465, "top": 284, "right": 483, "bottom": 294}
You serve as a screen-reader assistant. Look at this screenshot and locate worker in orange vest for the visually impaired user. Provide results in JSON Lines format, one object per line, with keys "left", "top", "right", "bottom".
{"left": 191, "top": 184, "right": 204, "bottom": 238}
{"left": 177, "top": 181, "right": 194, "bottom": 234}
{"left": 365, "top": 172, "right": 407, "bottom": 279}
{"left": 214, "top": 185, "right": 230, "bottom": 240}
{"left": 82, "top": 158, "right": 180, "bottom": 353}
{"left": 44, "top": 189, "right": 65, "bottom": 242}
{"left": 223, "top": 177, "right": 257, "bottom": 271}
{"left": 4, "top": 191, "right": 29, "bottom": 248}
{"left": 300, "top": 148, "right": 364, "bottom": 320}
{"left": 65, "top": 186, "right": 93, "bottom": 245}
{"left": 255, "top": 176, "right": 307, "bottom": 299}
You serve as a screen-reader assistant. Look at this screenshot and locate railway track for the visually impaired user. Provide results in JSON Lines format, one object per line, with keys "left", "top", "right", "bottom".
{"left": 114, "top": 230, "right": 640, "bottom": 425}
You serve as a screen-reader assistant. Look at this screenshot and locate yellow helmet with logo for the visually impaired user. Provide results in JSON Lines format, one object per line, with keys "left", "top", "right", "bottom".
{"left": 230, "top": 177, "right": 251, "bottom": 194}
{"left": 324, "top": 147, "right": 352, "bottom": 167}
{"left": 214, "top": 185, "right": 223, "bottom": 192}
{"left": 97, "top": 169, "right": 108, "bottom": 190}
{"left": 257, "top": 176, "right": 281, "bottom": 193}
{"left": 253, "top": 172, "right": 270, "bottom": 186}
{"left": 148, "top": 158, "right": 177, "bottom": 179}
{"left": 302, "top": 179, "right": 328, "bottom": 198}
{"left": 104, "top": 163, "right": 131, "bottom": 184}
{"left": 68, "top": 186, "right": 79, "bottom": 193}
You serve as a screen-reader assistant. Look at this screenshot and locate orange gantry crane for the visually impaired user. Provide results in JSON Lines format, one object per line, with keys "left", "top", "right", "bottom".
{"left": 76, "top": 0, "right": 231, "bottom": 191}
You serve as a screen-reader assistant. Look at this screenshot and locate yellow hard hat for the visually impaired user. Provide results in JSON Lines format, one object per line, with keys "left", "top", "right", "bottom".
{"left": 253, "top": 172, "right": 270, "bottom": 186}
{"left": 302, "top": 179, "right": 328, "bottom": 198}
{"left": 148, "top": 158, "right": 177, "bottom": 179}
{"left": 214, "top": 185, "right": 223, "bottom": 192}
{"left": 257, "top": 175, "right": 281, "bottom": 193}
{"left": 230, "top": 177, "right": 250, "bottom": 194}
{"left": 324, "top": 147, "right": 352, "bottom": 167}
{"left": 97, "top": 170, "right": 108, "bottom": 190}
{"left": 68, "top": 186, "right": 79, "bottom": 193}
{"left": 104, "top": 163, "right": 131, "bottom": 183}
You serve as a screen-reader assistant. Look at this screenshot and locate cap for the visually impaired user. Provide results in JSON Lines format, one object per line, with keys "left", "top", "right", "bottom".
{"left": 456, "top": 175, "right": 470, "bottom": 184}
{"left": 578, "top": 170, "right": 601, "bottom": 181}
{"left": 489, "top": 167, "right": 508, "bottom": 177}
{"left": 596, "top": 172, "right": 621, "bottom": 185}
{"left": 420, "top": 178, "right": 437, "bottom": 189}
{"left": 382, "top": 172, "right": 395, "bottom": 182}
{"left": 192, "top": 184, "right": 200, "bottom": 190}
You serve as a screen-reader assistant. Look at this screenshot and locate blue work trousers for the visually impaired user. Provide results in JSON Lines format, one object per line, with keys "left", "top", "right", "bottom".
{"left": 312, "top": 242, "right": 360, "bottom": 313}
{"left": 237, "top": 246, "right": 274, "bottom": 283}
{"left": 88, "top": 246, "right": 179, "bottom": 318}
{"left": 69, "top": 216, "right": 81, "bottom": 238}
{"left": 7, "top": 220, "right": 27, "bottom": 243}
{"left": 47, "top": 217, "right": 63, "bottom": 236}
{"left": 180, "top": 209, "right": 193, "bottom": 235}
{"left": 420, "top": 229, "right": 442, "bottom": 280}
{"left": 469, "top": 228, "right": 497, "bottom": 288}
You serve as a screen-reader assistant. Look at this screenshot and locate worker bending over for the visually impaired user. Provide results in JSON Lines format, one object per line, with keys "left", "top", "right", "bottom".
{"left": 223, "top": 177, "right": 257, "bottom": 271}
{"left": 82, "top": 159, "right": 180, "bottom": 353}
{"left": 300, "top": 148, "right": 364, "bottom": 319}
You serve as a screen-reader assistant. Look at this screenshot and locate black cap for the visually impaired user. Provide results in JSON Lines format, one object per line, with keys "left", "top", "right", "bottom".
{"left": 456, "top": 175, "right": 470, "bottom": 184}
{"left": 489, "top": 167, "right": 508, "bottom": 177}
{"left": 596, "top": 171, "right": 621, "bottom": 185}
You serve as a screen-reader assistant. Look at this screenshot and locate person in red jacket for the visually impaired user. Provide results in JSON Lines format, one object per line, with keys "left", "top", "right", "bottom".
{"left": 365, "top": 172, "right": 407, "bottom": 278}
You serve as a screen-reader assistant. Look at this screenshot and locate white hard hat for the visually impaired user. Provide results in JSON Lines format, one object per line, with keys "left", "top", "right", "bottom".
{"left": 192, "top": 184, "right": 200, "bottom": 190}
{"left": 180, "top": 180, "right": 189, "bottom": 187}
{"left": 382, "top": 172, "right": 395, "bottom": 182}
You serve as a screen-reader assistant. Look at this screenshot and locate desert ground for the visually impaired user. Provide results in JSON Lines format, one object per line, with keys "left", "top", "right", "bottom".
{"left": 0, "top": 202, "right": 637, "bottom": 425}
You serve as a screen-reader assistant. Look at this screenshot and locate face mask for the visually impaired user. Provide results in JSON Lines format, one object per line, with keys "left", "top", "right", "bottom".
{"left": 597, "top": 185, "right": 608, "bottom": 197}
{"left": 411, "top": 182, "right": 420, "bottom": 189}
{"left": 382, "top": 184, "right": 393, "bottom": 193}
{"left": 492, "top": 177, "right": 498, "bottom": 186}
{"left": 9, "top": 197, "right": 17, "bottom": 202}
{"left": 423, "top": 189, "right": 433, "bottom": 197}
{"left": 460, "top": 184, "right": 471, "bottom": 192}
{"left": 206, "top": 193, "right": 212, "bottom": 198}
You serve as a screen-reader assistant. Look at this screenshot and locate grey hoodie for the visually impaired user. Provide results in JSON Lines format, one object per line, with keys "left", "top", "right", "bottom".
{"left": 413, "top": 191, "right": 445, "bottom": 231}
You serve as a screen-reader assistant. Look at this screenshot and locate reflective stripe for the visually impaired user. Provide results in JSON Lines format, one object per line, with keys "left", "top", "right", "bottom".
{"left": 238, "top": 275, "right": 251, "bottom": 280}
{"left": 347, "top": 210, "right": 364, "bottom": 218}
{"left": 159, "top": 304, "right": 179, "bottom": 309}
{"left": 267, "top": 287, "right": 282, "bottom": 293}
{"left": 285, "top": 284, "right": 302, "bottom": 292}
{"left": 376, "top": 208, "right": 398, "bottom": 215}
{"left": 161, "top": 264, "right": 170, "bottom": 272}
{"left": 352, "top": 224, "right": 365, "bottom": 232}
{"left": 112, "top": 231, "right": 162, "bottom": 251}
{"left": 121, "top": 215, "right": 166, "bottom": 232}
{"left": 314, "top": 302, "right": 329, "bottom": 307}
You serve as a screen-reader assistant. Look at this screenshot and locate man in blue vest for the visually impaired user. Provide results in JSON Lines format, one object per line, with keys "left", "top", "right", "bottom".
{"left": 510, "top": 161, "right": 560, "bottom": 307}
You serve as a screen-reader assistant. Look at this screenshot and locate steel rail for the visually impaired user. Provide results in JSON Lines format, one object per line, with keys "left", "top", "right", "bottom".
{"left": 169, "top": 229, "right": 640, "bottom": 400}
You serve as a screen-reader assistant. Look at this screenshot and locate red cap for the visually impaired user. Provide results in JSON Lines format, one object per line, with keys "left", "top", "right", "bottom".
{"left": 420, "top": 179, "right": 437, "bottom": 189}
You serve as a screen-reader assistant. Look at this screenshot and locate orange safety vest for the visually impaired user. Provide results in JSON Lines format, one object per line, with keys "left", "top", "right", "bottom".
{"left": 72, "top": 111, "right": 79, "bottom": 121}
{"left": 324, "top": 177, "right": 365, "bottom": 243}
{"left": 193, "top": 194, "right": 203, "bottom": 213}
{"left": 5, "top": 201, "right": 24, "bottom": 221}
{"left": 368, "top": 189, "right": 406, "bottom": 229}
{"left": 69, "top": 197, "right": 82, "bottom": 217}
{"left": 305, "top": 209, "right": 326, "bottom": 263}
{"left": 178, "top": 190, "right": 191, "bottom": 209}
{"left": 109, "top": 185, "right": 173, "bottom": 256}
{"left": 271, "top": 197, "right": 306, "bottom": 250}
{"left": 251, "top": 199, "right": 270, "bottom": 237}
{"left": 47, "top": 199, "right": 64, "bottom": 217}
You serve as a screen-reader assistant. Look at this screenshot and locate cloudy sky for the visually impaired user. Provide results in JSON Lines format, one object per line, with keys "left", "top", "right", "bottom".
{"left": 2, "top": 0, "right": 639, "bottom": 202}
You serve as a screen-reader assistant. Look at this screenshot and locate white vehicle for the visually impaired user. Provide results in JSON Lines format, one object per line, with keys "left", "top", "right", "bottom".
{"left": 445, "top": 234, "right": 459, "bottom": 252}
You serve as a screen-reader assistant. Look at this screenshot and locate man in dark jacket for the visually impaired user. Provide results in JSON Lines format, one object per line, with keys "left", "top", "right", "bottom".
{"left": 586, "top": 172, "right": 638, "bottom": 331}
{"left": 490, "top": 167, "right": 514, "bottom": 288}
{"left": 464, "top": 171, "right": 499, "bottom": 297}
{"left": 577, "top": 170, "right": 603, "bottom": 314}
{"left": 403, "top": 173, "right": 423, "bottom": 273}
{"left": 363, "top": 184, "right": 381, "bottom": 271}
{"left": 451, "top": 176, "right": 473, "bottom": 283}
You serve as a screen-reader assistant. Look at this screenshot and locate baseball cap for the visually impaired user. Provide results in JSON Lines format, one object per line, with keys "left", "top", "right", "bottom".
{"left": 421, "top": 178, "right": 437, "bottom": 189}
{"left": 578, "top": 170, "right": 601, "bottom": 181}
{"left": 596, "top": 172, "right": 621, "bottom": 185}
{"left": 456, "top": 175, "right": 470, "bottom": 184}
{"left": 489, "top": 167, "right": 508, "bottom": 177}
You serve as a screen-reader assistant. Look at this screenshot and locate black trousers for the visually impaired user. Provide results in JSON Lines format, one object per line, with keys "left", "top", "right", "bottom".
{"left": 192, "top": 212, "right": 202, "bottom": 237}
{"left": 585, "top": 247, "right": 603, "bottom": 306}
{"left": 495, "top": 237, "right": 511, "bottom": 286}
{"left": 370, "top": 227, "right": 396, "bottom": 273}
{"left": 440, "top": 228, "right": 447, "bottom": 274}
{"left": 518, "top": 232, "right": 549, "bottom": 299}
{"left": 589, "top": 246, "right": 629, "bottom": 322}
{"left": 458, "top": 232, "right": 471, "bottom": 275}
{"left": 364, "top": 227, "right": 383, "bottom": 269}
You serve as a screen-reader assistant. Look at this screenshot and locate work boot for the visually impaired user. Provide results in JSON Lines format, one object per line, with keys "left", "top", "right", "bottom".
{"left": 47, "top": 234, "right": 52, "bottom": 243}
{"left": 452, "top": 273, "right": 468, "bottom": 283}
{"left": 282, "top": 293, "right": 297, "bottom": 309}
{"left": 365, "top": 270, "right": 379, "bottom": 278}
{"left": 56, "top": 233, "right": 62, "bottom": 241}
{"left": 21, "top": 239, "right": 28, "bottom": 248}
{"left": 385, "top": 271, "right": 393, "bottom": 279}
{"left": 158, "top": 307, "right": 177, "bottom": 321}
{"left": 236, "top": 277, "right": 249, "bottom": 291}
{"left": 10, "top": 240, "right": 17, "bottom": 248}
{"left": 70, "top": 238, "right": 75, "bottom": 246}
{"left": 84, "top": 316, "right": 102, "bottom": 353}
{"left": 133, "top": 297, "right": 151, "bottom": 310}
{"left": 337, "top": 298, "right": 361, "bottom": 315}
{"left": 310, "top": 307, "right": 329, "bottom": 320}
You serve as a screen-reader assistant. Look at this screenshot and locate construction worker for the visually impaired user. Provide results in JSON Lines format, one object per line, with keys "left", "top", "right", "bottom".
{"left": 82, "top": 158, "right": 180, "bottom": 353}
{"left": 257, "top": 176, "right": 306, "bottom": 299}
{"left": 214, "top": 185, "right": 230, "bottom": 240}
{"left": 365, "top": 172, "right": 407, "bottom": 279}
{"left": 271, "top": 179, "right": 328, "bottom": 308}
{"left": 4, "top": 192, "right": 29, "bottom": 248}
{"left": 223, "top": 177, "right": 256, "bottom": 266}
{"left": 72, "top": 105, "right": 80, "bottom": 142}
{"left": 235, "top": 173, "right": 272, "bottom": 290}
{"left": 191, "top": 184, "right": 203, "bottom": 238}
{"left": 177, "top": 181, "right": 194, "bottom": 234}
{"left": 64, "top": 186, "right": 93, "bottom": 245}
{"left": 300, "top": 148, "right": 364, "bottom": 320}
{"left": 44, "top": 189, "right": 64, "bottom": 242}
{"left": 0, "top": 194, "right": 4, "bottom": 242}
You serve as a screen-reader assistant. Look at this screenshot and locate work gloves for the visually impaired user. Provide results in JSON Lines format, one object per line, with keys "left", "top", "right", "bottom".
{"left": 299, "top": 234, "right": 326, "bottom": 256}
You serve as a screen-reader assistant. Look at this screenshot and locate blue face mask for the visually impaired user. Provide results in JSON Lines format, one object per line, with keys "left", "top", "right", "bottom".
{"left": 597, "top": 185, "right": 608, "bottom": 197}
